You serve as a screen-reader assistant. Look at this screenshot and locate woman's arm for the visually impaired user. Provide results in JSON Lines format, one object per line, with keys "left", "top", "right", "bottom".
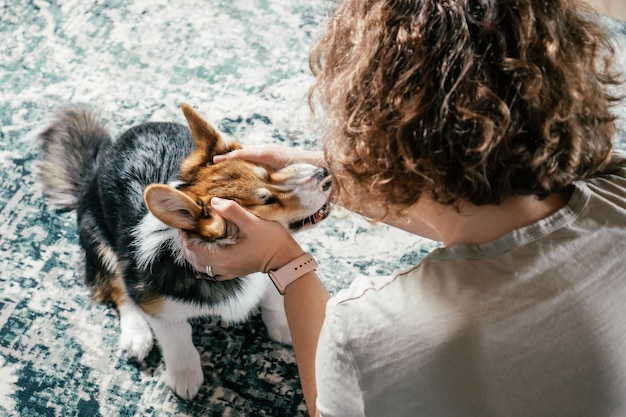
{"left": 284, "top": 270, "right": 329, "bottom": 417}
{"left": 182, "top": 198, "right": 328, "bottom": 415}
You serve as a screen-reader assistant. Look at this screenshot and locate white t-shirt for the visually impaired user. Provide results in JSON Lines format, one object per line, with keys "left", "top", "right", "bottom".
{"left": 316, "top": 169, "right": 626, "bottom": 417}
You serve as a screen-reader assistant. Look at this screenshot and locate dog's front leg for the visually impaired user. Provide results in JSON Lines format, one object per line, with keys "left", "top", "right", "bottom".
{"left": 118, "top": 299, "right": 154, "bottom": 361}
{"left": 144, "top": 316, "right": 203, "bottom": 400}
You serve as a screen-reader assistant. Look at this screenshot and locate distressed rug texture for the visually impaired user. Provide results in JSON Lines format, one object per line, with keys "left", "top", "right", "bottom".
{"left": 1, "top": 1, "right": 625, "bottom": 416}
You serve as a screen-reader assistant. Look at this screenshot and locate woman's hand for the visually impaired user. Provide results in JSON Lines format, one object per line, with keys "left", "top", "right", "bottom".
{"left": 213, "top": 144, "right": 325, "bottom": 170}
{"left": 181, "top": 197, "right": 305, "bottom": 280}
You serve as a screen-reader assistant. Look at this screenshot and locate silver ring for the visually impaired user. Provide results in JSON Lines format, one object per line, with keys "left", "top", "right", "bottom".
{"left": 205, "top": 265, "right": 216, "bottom": 278}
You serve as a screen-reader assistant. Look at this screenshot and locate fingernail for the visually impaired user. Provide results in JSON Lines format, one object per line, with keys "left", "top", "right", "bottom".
{"left": 211, "top": 197, "right": 223, "bottom": 206}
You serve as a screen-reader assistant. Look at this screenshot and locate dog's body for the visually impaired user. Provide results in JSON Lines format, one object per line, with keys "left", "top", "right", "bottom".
{"left": 36, "top": 104, "right": 330, "bottom": 399}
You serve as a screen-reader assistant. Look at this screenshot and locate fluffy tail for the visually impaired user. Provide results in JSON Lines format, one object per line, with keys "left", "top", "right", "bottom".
{"left": 36, "top": 106, "right": 112, "bottom": 209}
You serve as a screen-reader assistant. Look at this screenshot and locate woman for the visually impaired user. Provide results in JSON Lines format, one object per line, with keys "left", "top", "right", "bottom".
{"left": 184, "top": 0, "right": 626, "bottom": 415}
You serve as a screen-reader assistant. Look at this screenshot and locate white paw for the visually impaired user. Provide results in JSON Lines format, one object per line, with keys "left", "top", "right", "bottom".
{"left": 119, "top": 313, "right": 154, "bottom": 361}
{"left": 165, "top": 352, "right": 204, "bottom": 400}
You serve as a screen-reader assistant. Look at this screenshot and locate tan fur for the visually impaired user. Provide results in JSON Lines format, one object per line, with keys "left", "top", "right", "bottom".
{"left": 93, "top": 272, "right": 124, "bottom": 305}
{"left": 178, "top": 104, "right": 236, "bottom": 176}
{"left": 92, "top": 268, "right": 165, "bottom": 316}
{"left": 138, "top": 296, "right": 166, "bottom": 316}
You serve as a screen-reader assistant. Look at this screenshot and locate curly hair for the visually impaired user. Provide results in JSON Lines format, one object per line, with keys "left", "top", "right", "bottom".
{"left": 309, "top": 0, "right": 624, "bottom": 213}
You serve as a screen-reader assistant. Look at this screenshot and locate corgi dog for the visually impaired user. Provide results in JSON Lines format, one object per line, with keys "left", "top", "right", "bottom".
{"left": 36, "top": 104, "right": 331, "bottom": 399}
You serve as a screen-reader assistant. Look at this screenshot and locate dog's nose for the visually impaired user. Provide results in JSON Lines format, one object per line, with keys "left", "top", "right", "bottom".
{"left": 316, "top": 168, "right": 332, "bottom": 192}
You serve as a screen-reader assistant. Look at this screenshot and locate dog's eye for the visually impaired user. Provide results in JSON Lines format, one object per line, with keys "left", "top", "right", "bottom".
{"left": 264, "top": 196, "right": 278, "bottom": 205}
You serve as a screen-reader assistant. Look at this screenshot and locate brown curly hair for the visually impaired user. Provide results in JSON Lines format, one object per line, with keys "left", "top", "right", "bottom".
{"left": 309, "top": 0, "right": 624, "bottom": 213}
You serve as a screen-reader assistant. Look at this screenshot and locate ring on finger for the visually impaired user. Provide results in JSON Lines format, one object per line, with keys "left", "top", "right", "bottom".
{"left": 205, "top": 265, "right": 216, "bottom": 278}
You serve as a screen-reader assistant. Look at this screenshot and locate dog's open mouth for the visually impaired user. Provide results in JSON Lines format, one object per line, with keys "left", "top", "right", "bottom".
{"left": 289, "top": 202, "right": 331, "bottom": 232}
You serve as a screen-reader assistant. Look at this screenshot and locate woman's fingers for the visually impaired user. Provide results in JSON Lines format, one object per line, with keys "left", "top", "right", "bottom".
{"left": 210, "top": 197, "right": 255, "bottom": 225}
{"left": 212, "top": 144, "right": 325, "bottom": 170}
{"left": 212, "top": 145, "right": 283, "bottom": 167}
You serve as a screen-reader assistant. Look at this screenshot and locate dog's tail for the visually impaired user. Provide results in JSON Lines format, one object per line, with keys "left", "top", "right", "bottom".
{"left": 36, "top": 106, "right": 112, "bottom": 209}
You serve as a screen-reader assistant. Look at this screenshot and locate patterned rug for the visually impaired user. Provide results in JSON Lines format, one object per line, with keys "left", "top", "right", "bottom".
{"left": 0, "top": 1, "right": 624, "bottom": 416}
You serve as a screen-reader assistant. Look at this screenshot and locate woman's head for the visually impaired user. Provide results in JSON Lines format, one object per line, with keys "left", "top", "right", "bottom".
{"left": 309, "top": 0, "right": 623, "bottom": 214}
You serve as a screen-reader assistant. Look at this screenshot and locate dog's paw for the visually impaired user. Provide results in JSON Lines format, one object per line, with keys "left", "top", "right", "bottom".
{"left": 165, "top": 358, "right": 204, "bottom": 400}
{"left": 119, "top": 315, "right": 154, "bottom": 361}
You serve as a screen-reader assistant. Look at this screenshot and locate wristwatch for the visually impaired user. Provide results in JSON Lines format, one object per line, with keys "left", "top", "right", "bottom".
{"left": 268, "top": 253, "right": 318, "bottom": 295}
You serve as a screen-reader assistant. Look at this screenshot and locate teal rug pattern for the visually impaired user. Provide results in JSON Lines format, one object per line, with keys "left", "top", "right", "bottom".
{"left": 0, "top": 1, "right": 624, "bottom": 416}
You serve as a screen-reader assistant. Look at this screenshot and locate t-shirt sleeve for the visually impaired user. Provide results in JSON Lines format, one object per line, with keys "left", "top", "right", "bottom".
{"left": 315, "top": 299, "right": 365, "bottom": 417}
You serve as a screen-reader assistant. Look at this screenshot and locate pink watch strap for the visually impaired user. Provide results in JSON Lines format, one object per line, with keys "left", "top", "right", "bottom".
{"left": 268, "top": 253, "right": 318, "bottom": 295}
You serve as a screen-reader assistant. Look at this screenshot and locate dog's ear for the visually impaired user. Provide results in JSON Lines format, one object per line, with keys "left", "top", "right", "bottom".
{"left": 143, "top": 184, "right": 228, "bottom": 239}
{"left": 180, "top": 104, "right": 230, "bottom": 158}
{"left": 144, "top": 184, "right": 201, "bottom": 230}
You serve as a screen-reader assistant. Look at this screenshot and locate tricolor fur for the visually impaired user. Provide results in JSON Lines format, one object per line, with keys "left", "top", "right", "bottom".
{"left": 36, "top": 104, "right": 331, "bottom": 399}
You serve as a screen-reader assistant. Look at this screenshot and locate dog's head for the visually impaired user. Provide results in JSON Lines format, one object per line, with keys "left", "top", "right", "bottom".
{"left": 143, "top": 104, "right": 331, "bottom": 242}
